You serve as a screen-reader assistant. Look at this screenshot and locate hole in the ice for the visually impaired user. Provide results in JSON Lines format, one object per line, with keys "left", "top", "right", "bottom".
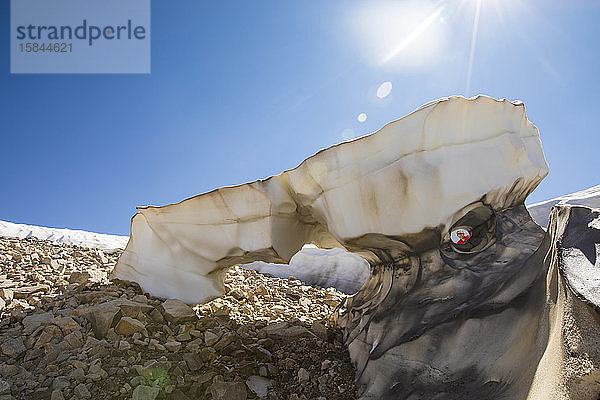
{"left": 239, "top": 243, "right": 370, "bottom": 296}
{"left": 442, "top": 205, "right": 497, "bottom": 256}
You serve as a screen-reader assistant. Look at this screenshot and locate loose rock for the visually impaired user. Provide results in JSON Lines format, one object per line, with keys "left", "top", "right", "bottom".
{"left": 0, "top": 237, "right": 357, "bottom": 400}
{"left": 115, "top": 317, "right": 146, "bottom": 336}
{"left": 160, "top": 299, "right": 196, "bottom": 324}
{"left": 210, "top": 381, "right": 247, "bottom": 400}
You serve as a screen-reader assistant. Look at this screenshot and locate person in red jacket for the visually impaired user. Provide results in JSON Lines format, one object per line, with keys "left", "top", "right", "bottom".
{"left": 452, "top": 228, "right": 471, "bottom": 245}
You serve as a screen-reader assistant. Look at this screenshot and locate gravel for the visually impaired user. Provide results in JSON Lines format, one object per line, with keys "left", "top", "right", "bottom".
{"left": 0, "top": 236, "right": 358, "bottom": 399}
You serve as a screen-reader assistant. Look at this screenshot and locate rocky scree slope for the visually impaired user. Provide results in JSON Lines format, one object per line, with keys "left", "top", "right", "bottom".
{"left": 0, "top": 236, "right": 357, "bottom": 400}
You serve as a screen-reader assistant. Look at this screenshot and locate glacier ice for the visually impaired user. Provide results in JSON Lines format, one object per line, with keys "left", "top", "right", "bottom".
{"left": 112, "top": 95, "right": 548, "bottom": 303}
{"left": 114, "top": 95, "right": 600, "bottom": 399}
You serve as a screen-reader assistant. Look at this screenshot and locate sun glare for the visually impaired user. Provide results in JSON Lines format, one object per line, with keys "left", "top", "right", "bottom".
{"left": 351, "top": 2, "right": 447, "bottom": 69}
{"left": 465, "top": 0, "right": 482, "bottom": 96}
{"left": 380, "top": 5, "right": 446, "bottom": 64}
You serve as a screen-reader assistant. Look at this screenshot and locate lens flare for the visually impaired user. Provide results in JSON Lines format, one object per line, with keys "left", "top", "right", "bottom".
{"left": 376, "top": 81, "right": 393, "bottom": 99}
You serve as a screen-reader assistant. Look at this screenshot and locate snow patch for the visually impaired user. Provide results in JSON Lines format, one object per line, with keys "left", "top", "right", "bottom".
{"left": 0, "top": 220, "right": 128, "bottom": 251}
{"left": 527, "top": 185, "right": 600, "bottom": 229}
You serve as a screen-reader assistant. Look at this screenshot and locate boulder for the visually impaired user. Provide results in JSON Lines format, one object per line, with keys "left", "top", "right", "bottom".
{"left": 70, "top": 302, "right": 121, "bottom": 339}
{"left": 114, "top": 317, "right": 146, "bottom": 336}
{"left": 68, "top": 270, "right": 106, "bottom": 285}
{"left": 1, "top": 338, "right": 25, "bottom": 359}
{"left": 159, "top": 299, "right": 196, "bottom": 324}
{"left": 22, "top": 312, "right": 55, "bottom": 334}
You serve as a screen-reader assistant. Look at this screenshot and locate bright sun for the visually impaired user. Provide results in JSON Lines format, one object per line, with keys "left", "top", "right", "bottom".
{"left": 349, "top": 0, "right": 502, "bottom": 95}
{"left": 350, "top": 1, "right": 448, "bottom": 69}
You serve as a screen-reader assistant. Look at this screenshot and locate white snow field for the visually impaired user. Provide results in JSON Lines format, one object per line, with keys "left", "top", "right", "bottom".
{"left": 0, "top": 220, "right": 128, "bottom": 251}
{"left": 0, "top": 185, "right": 598, "bottom": 292}
{"left": 527, "top": 184, "right": 600, "bottom": 229}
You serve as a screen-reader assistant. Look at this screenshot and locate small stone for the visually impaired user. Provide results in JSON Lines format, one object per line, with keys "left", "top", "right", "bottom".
{"left": 116, "top": 299, "right": 154, "bottom": 317}
{"left": 184, "top": 337, "right": 203, "bottom": 352}
{"left": 96, "top": 250, "right": 109, "bottom": 264}
{"left": 214, "top": 332, "right": 235, "bottom": 350}
{"left": 70, "top": 302, "right": 121, "bottom": 339}
{"left": 71, "top": 360, "right": 86, "bottom": 370}
{"left": 259, "top": 322, "right": 312, "bottom": 340}
{"left": 63, "top": 331, "right": 84, "bottom": 349}
{"left": 87, "top": 362, "right": 108, "bottom": 381}
{"left": 130, "top": 376, "right": 145, "bottom": 388}
{"left": 210, "top": 381, "right": 247, "bottom": 400}
{"left": 189, "top": 329, "right": 203, "bottom": 338}
{"left": 54, "top": 316, "right": 82, "bottom": 334}
{"left": 71, "top": 368, "right": 85, "bottom": 381}
{"left": 149, "top": 338, "right": 165, "bottom": 351}
{"left": 115, "top": 317, "right": 146, "bottom": 336}
{"left": 200, "top": 347, "right": 217, "bottom": 363}
{"left": 204, "top": 331, "right": 220, "bottom": 346}
{"left": 298, "top": 368, "right": 310, "bottom": 382}
{"left": 73, "top": 383, "right": 91, "bottom": 398}
{"left": 1, "top": 338, "right": 26, "bottom": 358}
{"left": 182, "top": 353, "right": 202, "bottom": 371}
{"left": 118, "top": 340, "right": 132, "bottom": 351}
{"left": 160, "top": 299, "right": 197, "bottom": 324}
{"left": 50, "top": 389, "right": 65, "bottom": 400}
{"left": 271, "top": 305, "right": 285, "bottom": 313}
{"left": 68, "top": 270, "right": 105, "bottom": 284}
{"left": 132, "top": 294, "right": 148, "bottom": 304}
{"left": 13, "top": 284, "right": 50, "bottom": 298}
{"left": 175, "top": 332, "right": 191, "bottom": 342}
{"left": 52, "top": 377, "right": 69, "bottom": 391}
{"left": 0, "top": 378, "right": 9, "bottom": 395}
{"left": 310, "top": 322, "right": 328, "bottom": 340}
{"left": 170, "top": 389, "right": 191, "bottom": 400}
{"left": 258, "top": 365, "right": 268, "bottom": 377}
{"left": 245, "top": 375, "right": 272, "bottom": 398}
{"left": 299, "top": 297, "right": 311, "bottom": 306}
{"left": 0, "top": 289, "right": 13, "bottom": 301}
{"left": 149, "top": 308, "right": 164, "bottom": 323}
{"left": 164, "top": 340, "right": 182, "bottom": 352}
{"left": 132, "top": 385, "right": 160, "bottom": 400}
{"left": 323, "top": 298, "right": 340, "bottom": 307}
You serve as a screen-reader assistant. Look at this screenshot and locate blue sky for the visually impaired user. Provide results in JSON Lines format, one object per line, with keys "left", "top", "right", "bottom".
{"left": 1, "top": 0, "right": 599, "bottom": 235}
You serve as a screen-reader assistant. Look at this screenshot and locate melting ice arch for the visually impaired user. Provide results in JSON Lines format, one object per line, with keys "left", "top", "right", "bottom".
{"left": 112, "top": 95, "right": 548, "bottom": 304}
